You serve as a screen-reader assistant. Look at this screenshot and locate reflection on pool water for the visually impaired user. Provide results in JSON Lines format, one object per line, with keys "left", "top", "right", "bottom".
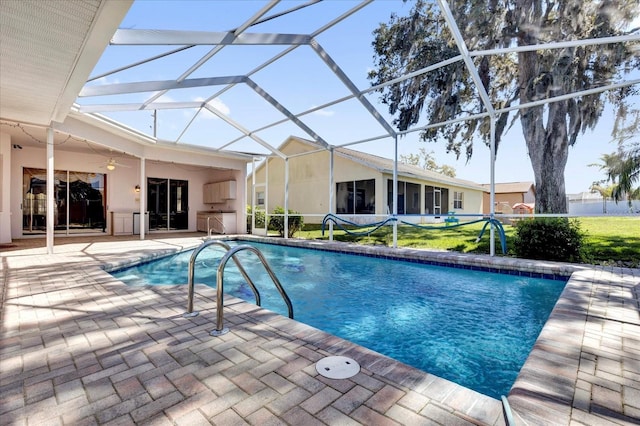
{"left": 112, "top": 241, "right": 567, "bottom": 399}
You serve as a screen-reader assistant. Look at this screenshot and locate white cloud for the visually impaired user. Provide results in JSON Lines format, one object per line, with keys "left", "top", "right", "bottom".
{"left": 156, "top": 94, "right": 175, "bottom": 103}
{"left": 94, "top": 75, "right": 119, "bottom": 85}
{"left": 194, "top": 97, "right": 231, "bottom": 119}
{"left": 310, "top": 106, "right": 335, "bottom": 117}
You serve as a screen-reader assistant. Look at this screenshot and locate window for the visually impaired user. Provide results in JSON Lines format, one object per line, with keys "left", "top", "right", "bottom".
{"left": 387, "top": 180, "right": 420, "bottom": 214}
{"left": 336, "top": 179, "right": 375, "bottom": 214}
{"left": 405, "top": 182, "right": 420, "bottom": 214}
{"left": 454, "top": 191, "right": 464, "bottom": 209}
{"left": 256, "top": 191, "right": 265, "bottom": 206}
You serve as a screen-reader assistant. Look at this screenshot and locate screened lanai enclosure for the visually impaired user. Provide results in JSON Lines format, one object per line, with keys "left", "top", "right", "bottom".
{"left": 2, "top": 0, "right": 638, "bottom": 254}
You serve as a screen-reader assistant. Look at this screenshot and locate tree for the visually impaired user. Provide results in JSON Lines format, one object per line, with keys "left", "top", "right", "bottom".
{"left": 589, "top": 180, "right": 614, "bottom": 213}
{"left": 592, "top": 143, "right": 640, "bottom": 206}
{"left": 400, "top": 147, "right": 457, "bottom": 177}
{"left": 611, "top": 110, "right": 640, "bottom": 203}
{"left": 605, "top": 146, "right": 640, "bottom": 204}
{"left": 369, "top": 0, "right": 640, "bottom": 213}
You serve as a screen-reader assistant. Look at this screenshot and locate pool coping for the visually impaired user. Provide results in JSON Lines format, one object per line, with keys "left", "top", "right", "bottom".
{"left": 103, "top": 235, "right": 581, "bottom": 279}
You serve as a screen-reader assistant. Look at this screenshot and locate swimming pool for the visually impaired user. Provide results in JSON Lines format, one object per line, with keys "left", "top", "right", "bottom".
{"left": 112, "top": 240, "right": 567, "bottom": 399}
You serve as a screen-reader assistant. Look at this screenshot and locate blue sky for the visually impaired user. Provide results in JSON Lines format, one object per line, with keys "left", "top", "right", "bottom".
{"left": 84, "top": 1, "right": 640, "bottom": 194}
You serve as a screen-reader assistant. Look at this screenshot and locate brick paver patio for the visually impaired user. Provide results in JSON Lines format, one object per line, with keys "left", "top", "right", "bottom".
{"left": 1, "top": 234, "right": 639, "bottom": 425}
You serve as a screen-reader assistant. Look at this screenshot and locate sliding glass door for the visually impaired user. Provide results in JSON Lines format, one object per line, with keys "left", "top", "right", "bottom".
{"left": 22, "top": 168, "right": 106, "bottom": 235}
{"left": 147, "top": 178, "right": 188, "bottom": 231}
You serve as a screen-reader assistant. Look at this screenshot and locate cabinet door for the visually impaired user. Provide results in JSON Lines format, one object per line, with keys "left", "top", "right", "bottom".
{"left": 122, "top": 216, "right": 133, "bottom": 234}
{"left": 112, "top": 216, "right": 123, "bottom": 235}
{"left": 218, "top": 181, "right": 228, "bottom": 200}
{"left": 196, "top": 216, "right": 206, "bottom": 232}
{"left": 222, "top": 213, "right": 237, "bottom": 233}
{"left": 203, "top": 183, "right": 213, "bottom": 204}
{"left": 223, "top": 181, "right": 236, "bottom": 200}
{"left": 212, "top": 183, "right": 221, "bottom": 203}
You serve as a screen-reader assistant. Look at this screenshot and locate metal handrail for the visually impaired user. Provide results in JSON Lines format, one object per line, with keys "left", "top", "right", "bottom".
{"left": 184, "top": 240, "right": 259, "bottom": 316}
{"left": 206, "top": 215, "right": 226, "bottom": 237}
{"left": 183, "top": 241, "right": 294, "bottom": 337}
{"left": 213, "top": 245, "right": 293, "bottom": 335}
{"left": 501, "top": 396, "right": 516, "bottom": 426}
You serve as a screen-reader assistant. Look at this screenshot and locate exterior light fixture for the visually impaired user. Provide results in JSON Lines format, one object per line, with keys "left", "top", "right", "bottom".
{"left": 135, "top": 185, "right": 140, "bottom": 193}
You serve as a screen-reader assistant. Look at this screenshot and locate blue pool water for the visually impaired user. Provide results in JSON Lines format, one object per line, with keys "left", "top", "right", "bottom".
{"left": 112, "top": 241, "right": 566, "bottom": 399}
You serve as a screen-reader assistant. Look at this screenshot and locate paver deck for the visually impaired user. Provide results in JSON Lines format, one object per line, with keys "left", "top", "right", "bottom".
{"left": 1, "top": 233, "right": 639, "bottom": 425}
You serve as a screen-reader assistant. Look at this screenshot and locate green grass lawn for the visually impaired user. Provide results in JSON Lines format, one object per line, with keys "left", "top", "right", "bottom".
{"left": 579, "top": 217, "right": 640, "bottom": 266}
{"left": 295, "top": 216, "right": 639, "bottom": 267}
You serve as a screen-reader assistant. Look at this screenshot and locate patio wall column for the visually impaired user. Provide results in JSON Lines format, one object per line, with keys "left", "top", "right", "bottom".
{"left": 46, "top": 127, "right": 54, "bottom": 254}
{"left": 251, "top": 157, "right": 256, "bottom": 233}
{"left": 0, "top": 134, "right": 11, "bottom": 244}
{"left": 265, "top": 156, "right": 269, "bottom": 234}
{"left": 139, "top": 157, "right": 146, "bottom": 240}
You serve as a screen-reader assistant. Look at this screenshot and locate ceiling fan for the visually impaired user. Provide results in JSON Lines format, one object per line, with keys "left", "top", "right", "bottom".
{"left": 100, "top": 157, "right": 130, "bottom": 171}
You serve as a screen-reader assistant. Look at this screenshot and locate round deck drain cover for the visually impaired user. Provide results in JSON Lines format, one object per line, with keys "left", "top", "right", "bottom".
{"left": 316, "top": 356, "right": 360, "bottom": 379}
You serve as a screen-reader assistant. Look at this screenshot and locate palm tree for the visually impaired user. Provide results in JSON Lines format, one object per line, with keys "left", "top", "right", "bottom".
{"left": 610, "top": 143, "right": 640, "bottom": 205}
{"left": 591, "top": 148, "right": 640, "bottom": 208}
{"left": 589, "top": 181, "right": 614, "bottom": 214}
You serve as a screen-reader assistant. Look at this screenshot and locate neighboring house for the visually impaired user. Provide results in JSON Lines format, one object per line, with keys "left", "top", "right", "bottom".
{"left": 481, "top": 182, "right": 536, "bottom": 214}
{"left": 247, "top": 136, "right": 485, "bottom": 224}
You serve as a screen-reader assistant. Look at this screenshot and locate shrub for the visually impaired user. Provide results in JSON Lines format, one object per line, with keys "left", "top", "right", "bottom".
{"left": 268, "top": 206, "right": 304, "bottom": 237}
{"left": 246, "top": 205, "right": 265, "bottom": 232}
{"left": 513, "top": 217, "right": 586, "bottom": 263}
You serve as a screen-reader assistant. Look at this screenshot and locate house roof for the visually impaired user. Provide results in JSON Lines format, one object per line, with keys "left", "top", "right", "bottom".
{"left": 480, "top": 181, "right": 535, "bottom": 194}
{"left": 276, "top": 136, "right": 485, "bottom": 191}
{"left": 513, "top": 202, "right": 535, "bottom": 210}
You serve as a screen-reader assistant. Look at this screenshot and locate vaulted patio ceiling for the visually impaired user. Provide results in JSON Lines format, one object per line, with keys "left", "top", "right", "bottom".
{"left": 0, "top": 0, "right": 132, "bottom": 126}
